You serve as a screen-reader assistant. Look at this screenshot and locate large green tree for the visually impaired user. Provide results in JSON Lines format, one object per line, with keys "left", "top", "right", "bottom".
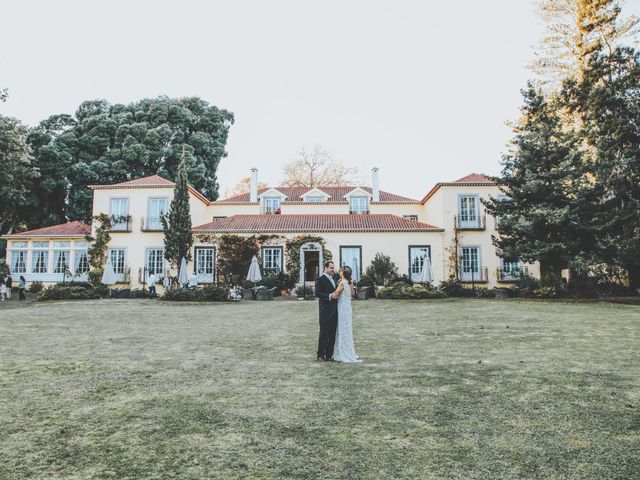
{"left": 564, "top": 48, "right": 640, "bottom": 288}
{"left": 25, "top": 97, "right": 233, "bottom": 224}
{"left": 0, "top": 116, "right": 39, "bottom": 236}
{"left": 163, "top": 157, "right": 193, "bottom": 268}
{"left": 485, "top": 85, "right": 592, "bottom": 287}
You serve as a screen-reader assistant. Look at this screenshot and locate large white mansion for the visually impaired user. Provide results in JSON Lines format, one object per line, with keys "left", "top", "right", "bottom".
{"left": 2, "top": 168, "right": 538, "bottom": 288}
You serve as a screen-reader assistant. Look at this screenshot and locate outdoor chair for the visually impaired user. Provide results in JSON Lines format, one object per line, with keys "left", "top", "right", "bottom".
{"left": 357, "top": 286, "right": 371, "bottom": 300}
{"left": 256, "top": 286, "right": 277, "bottom": 300}
{"left": 242, "top": 287, "right": 256, "bottom": 300}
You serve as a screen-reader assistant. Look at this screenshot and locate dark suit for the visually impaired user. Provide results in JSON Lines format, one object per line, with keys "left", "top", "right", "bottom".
{"left": 315, "top": 274, "right": 339, "bottom": 359}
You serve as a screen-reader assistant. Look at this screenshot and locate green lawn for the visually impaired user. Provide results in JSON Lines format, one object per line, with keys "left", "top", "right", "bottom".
{"left": 0, "top": 298, "right": 638, "bottom": 479}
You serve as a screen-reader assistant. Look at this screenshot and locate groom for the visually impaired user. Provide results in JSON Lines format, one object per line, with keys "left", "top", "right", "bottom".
{"left": 315, "top": 261, "right": 340, "bottom": 361}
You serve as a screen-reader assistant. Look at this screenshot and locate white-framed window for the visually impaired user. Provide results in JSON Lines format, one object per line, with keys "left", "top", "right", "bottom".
{"left": 460, "top": 246, "right": 481, "bottom": 282}
{"left": 195, "top": 247, "right": 216, "bottom": 283}
{"left": 458, "top": 195, "right": 479, "bottom": 227}
{"left": 500, "top": 259, "right": 523, "bottom": 281}
{"left": 262, "top": 246, "right": 283, "bottom": 272}
{"left": 146, "top": 248, "right": 165, "bottom": 276}
{"left": 53, "top": 250, "right": 70, "bottom": 274}
{"left": 350, "top": 196, "right": 368, "bottom": 213}
{"left": 11, "top": 250, "right": 27, "bottom": 273}
{"left": 74, "top": 250, "right": 90, "bottom": 274}
{"left": 263, "top": 197, "right": 281, "bottom": 214}
{"left": 404, "top": 215, "right": 418, "bottom": 221}
{"left": 147, "top": 198, "right": 168, "bottom": 230}
{"left": 31, "top": 241, "right": 49, "bottom": 274}
{"left": 110, "top": 198, "right": 129, "bottom": 230}
{"left": 305, "top": 196, "right": 325, "bottom": 203}
{"left": 108, "top": 248, "right": 126, "bottom": 275}
{"left": 409, "top": 246, "right": 431, "bottom": 282}
{"left": 339, "top": 246, "right": 361, "bottom": 282}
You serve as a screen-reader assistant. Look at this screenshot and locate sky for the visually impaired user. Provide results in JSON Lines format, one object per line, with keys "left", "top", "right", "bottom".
{"left": 2, "top": 1, "right": 639, "bottom": 200}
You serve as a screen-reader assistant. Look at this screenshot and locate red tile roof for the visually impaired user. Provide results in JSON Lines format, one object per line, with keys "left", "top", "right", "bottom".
{"left": 421, "top": 173, "right": 497, "bottom": 204}
{"left": 193, "top": 214, "right": 443, "bottom": 233}
{"left": 218, "top": 186, "right": 419, "bottom": 204}
{"left": 88, "top": 175, "right": 210, "bottom": 205}
{"left": 3, "top": 221, "right": 91, "bottom": 238}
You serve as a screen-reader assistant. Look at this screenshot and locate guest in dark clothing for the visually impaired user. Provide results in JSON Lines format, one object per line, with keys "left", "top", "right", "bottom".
{"left": 6, "top": 275, "right": 12, "bottom": 299}
{"left": 18, "top": 276, "right": 26, "bottom": 300}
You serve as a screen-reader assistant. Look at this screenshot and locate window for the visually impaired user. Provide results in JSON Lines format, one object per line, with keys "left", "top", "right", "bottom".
{"left": 460, "top": 246, "right": 481, "bottom": 281}
{"left": 110, "top": 198, "right": 129, "bottom": 230}
{"left": 500, "top": 259, "right": 522, "bottom": 281}
{"left": 11, "top": 250, "right": 27, "bottom": 273}
{"left": 263, "top": 197, "right": 281, "bottom": 214}
{"left": 409, "top": 246, "right": 431, "bottom": 282}
{"left": 262, "top": 247, "right": 283, "bottom": 272}
{"left": 53, "top": 250, "right": 70, "bottom": 274}
{"left": 458, "top": 195, "right": 478, "bottom": 227}
{"left": 31, "top": 242, "right": 49, "bottom": 274}
{"left": 305, "top": 196, "right": 325, "bottom": 203}
{"left": 350, "top": 196, "right": 368, "bottom": 214}
{"left": 146, "top": 248, "right": 164, "bottom": 276}
{"left": 11, "top": 241, "right": 28, "bottom": 273}
{"left": 339, "top": 246, "right": 362, "bottom": 282}
{"left": 404, "top": 215, "right": 418, "bottom": 221}
{"left": 109, "top": 249, "right": 126, "bottom": 275}
{"left": 195, "top": 247, "right": 216, "bottom": 283}
{"left": 74, "top": 250, "right": 90, "bottom": 274}
{"left": 147, "top": 198, "right": 167, "bottom": 230}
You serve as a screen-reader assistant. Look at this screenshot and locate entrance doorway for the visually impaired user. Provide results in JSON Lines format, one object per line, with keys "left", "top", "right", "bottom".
{"left": 304, "top": 251, "right": 319, "bottom": 281}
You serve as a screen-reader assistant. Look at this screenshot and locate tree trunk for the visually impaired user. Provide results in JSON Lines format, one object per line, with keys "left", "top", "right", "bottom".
{"left": 539, "top": 261, "right": 562, "bottom": 288}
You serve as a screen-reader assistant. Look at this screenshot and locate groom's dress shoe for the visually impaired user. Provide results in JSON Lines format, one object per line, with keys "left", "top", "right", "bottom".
{"left": 316, "top": 356, "right": 326, "bottom": 362}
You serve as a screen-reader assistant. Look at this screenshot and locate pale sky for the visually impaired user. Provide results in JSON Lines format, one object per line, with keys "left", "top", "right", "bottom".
{"left": 2, "top": 1, "right": 639, "bottom": 200}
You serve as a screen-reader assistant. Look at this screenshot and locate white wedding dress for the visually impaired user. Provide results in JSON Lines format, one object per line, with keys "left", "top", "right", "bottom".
{"left": 333, "top": 280, "right": 362, "bottom": 363}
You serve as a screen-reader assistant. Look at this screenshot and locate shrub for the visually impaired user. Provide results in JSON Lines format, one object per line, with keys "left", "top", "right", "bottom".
{"left": 294, "top": 283, "right": 314, "bottom": 298}
{"left": 533, "top": 286, "right": 561, "bottom": 298}
{"left": 516, "top": 274, "right": 539, "bottom": 291}
{"left": 28, "top": 281, "right": 44, "bottom": 294}
{"left": 364, "top": 253, "right": 398, "bottom": 286}
{"left": 597, "top": 282, "right": 637, "bottom": 297}
{"left": 162, "top": 285, "right": 228, "bottom": 302}
{"left": 377, "top": 282, "right": 447, "bottom": 300}
{"left": 261, "top": 272, "right": 291, "bottom": 296}
{"left": 38, "top": 284, "right": 102, "bottom": 301}
{"left": 395, "top": 274, "right": 414, "bottom": 286}
{"left": 88, "top": 268, "right": 103, "bottom": 287}
{"left": 357, "top": 274, "right": 376, "bottom": 298}
{"left": 439, "top": 279, "right": 494, "bottom": 298}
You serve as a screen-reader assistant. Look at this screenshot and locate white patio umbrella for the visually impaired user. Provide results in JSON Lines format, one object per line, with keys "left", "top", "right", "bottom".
{"left": 178, "top": 257, "right": 188, "bottom": 286}
{"left": 421, "top": 256, "right": 434, "bottom": 283}
{"left": 101, "top": 260, "right": 117, "bottom": 285}
{"left": 246, "top": 255, "right": 262, "bottom": 283}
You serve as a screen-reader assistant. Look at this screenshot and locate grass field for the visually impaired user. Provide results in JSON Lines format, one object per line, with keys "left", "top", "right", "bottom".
{"left": 0, "top": 298, "right": 638, "bottom": 479}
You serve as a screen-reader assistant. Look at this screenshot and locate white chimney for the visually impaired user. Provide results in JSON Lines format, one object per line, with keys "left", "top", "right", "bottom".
{"left": 371, "top": 167, "right": 380, "bottom": 202}
{"left": 250, "top": 168, "right": 258, "bottom": 203}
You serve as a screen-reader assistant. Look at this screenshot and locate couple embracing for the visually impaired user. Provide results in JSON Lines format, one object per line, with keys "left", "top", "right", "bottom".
{"left": 315, "top": 261, "right": 362, "bottom": 363}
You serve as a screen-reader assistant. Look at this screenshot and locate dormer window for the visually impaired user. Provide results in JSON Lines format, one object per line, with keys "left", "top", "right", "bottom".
{"left": 300, "top": 188, "right": 331, "bottom": 203}
{"left": 350, "top": 196, "right": 369, "bottom": 214}
{"left": 263, "top": 197, "right": 281, "bottom": 214}
{"left": 305, "top": 196, "right": 325, "bottom": 203}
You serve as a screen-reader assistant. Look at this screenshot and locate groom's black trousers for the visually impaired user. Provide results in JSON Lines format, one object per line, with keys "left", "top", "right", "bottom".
{"left": 315, "top": 276, "right": 338, "bottom": 359}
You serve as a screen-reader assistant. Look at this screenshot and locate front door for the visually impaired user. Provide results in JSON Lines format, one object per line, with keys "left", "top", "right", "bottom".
{"left": 304, "top": 251, "right": 319, "bottom": 281}
{"left": 409, "top": 246, "right": 430, "bottom": 282}
{"left": 195, "top": 247, "right": 215, "bottom": 283}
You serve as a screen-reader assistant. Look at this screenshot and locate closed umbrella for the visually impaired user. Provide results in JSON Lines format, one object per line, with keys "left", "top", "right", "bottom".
{"left": 101, "top": 260, "right": 117, "bottom": 285}
{"left": 421, "top": 256, "right": 434, "bottom": 283}
{"left": 247, "top": 255, "right": 262, "bottom": 283}
{"left": 178, "top": 257, "right": 188, "bottom": 286}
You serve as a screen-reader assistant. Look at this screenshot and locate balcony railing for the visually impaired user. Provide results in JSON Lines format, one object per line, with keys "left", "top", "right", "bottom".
{"left": 108, "top": 216, "right": 132, "bottom": 232}
{"left": 261, "top": 207, "right": 281, "bottom": 215}
{"left": 458, "top": 266, "right": 489, "bottom": 283}
{"left": 454, "top": 214, "right": 486, "bottom": 230}
{"left": 141, "top": 217, "right": 164, "bottom": 232}
{"left": 497, "top": 266, "right": 528, "bottom": 282}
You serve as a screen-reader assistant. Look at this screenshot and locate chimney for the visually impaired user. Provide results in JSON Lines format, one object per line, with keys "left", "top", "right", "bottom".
{"left": 371, "top": 167, "right": 380, "bottom": 202}
{"left": 249, "top": 168, "right": 258, "bottom": 203}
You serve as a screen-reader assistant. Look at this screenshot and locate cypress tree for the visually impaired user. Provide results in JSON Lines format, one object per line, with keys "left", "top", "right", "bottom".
{"left": 163, "top": 157, "right": 193, "bottom": 267}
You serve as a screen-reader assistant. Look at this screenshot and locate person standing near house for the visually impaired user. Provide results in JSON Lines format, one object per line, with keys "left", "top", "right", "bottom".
{"left": 314, "top": 261, "right": 340, "bottom": 361}
{"left": 189, "top": 272, "right": 198, "bottom": 289}
{"left": 18, "top": 276, "right": 26, "bottom": 300}
{"left": 148, "top": 273, "right": 157, "bottom": 298}
{"left": 5, "top": 274, "right": 12, "bottom": 299}
{"left": 0, "top": 280, "right": 6, "bottom": 302}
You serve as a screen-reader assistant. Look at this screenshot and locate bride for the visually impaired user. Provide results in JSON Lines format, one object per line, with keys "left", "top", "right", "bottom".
{"left": 332, "top": 266, "right": 362, "bottom": 363}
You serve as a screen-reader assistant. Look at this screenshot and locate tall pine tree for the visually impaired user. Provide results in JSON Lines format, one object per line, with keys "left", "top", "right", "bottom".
{"left": 163, "top": 156, "right": 193, "bottom": 268}
{"left": 485, "top": 85, "right": 592, "bottom": 287}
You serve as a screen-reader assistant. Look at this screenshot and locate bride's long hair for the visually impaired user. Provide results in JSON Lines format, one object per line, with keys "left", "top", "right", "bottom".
{"left": 340, "top": 266, "right": 353, "bottom": 284}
